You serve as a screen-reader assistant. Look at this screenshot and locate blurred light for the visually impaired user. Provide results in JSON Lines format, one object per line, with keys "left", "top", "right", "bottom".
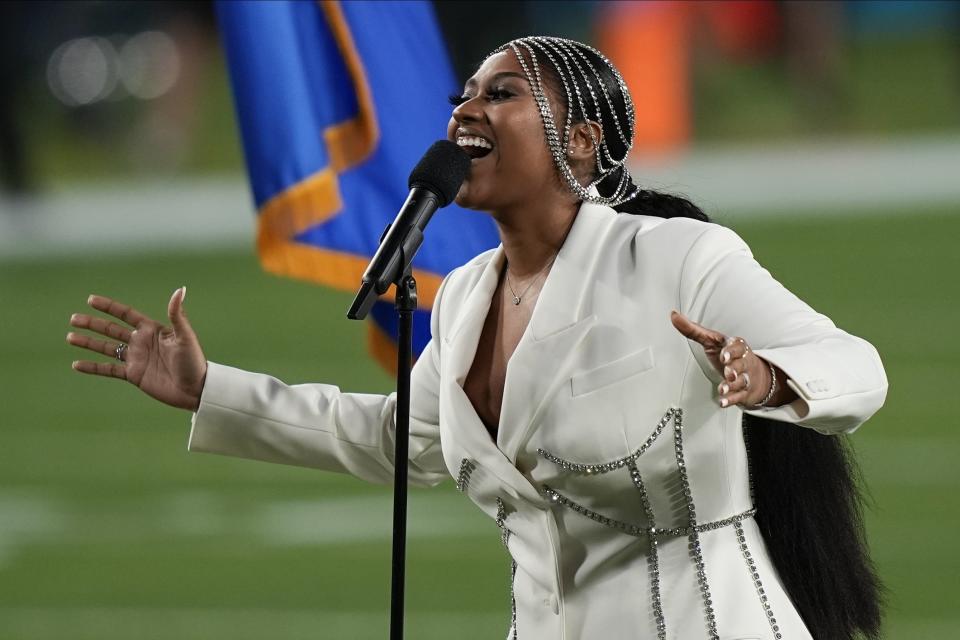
{"left": 46, "top": 37, "right": 119, "bottom": 106}
{"left": 118, "top": 31, "right": 180, "bottom": 100}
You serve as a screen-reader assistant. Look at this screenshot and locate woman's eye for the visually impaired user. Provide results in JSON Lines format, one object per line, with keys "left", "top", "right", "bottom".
{"left": 448, "top": 89, "right": 513, "bottom": 107}
{"left": 486, "top": 89, "right": 512, "bottom": 101}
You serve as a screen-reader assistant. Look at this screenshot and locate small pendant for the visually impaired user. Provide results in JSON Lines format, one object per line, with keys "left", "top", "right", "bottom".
{"left": 512, "top": 296, "right": 521, "bottom": 305}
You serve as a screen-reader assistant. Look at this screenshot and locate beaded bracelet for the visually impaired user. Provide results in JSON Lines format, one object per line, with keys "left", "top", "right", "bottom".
{"left": 752, "top": 362, "right": 778, "bottom": 408}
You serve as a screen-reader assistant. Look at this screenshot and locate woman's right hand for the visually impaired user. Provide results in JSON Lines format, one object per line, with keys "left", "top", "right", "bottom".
{"left": 67, "top": 287, "right": 207, "bottom": 412}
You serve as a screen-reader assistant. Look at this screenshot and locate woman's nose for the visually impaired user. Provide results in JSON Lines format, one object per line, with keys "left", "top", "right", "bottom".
{"left": 452, "top": 96, "right": 483, "bottom": 124}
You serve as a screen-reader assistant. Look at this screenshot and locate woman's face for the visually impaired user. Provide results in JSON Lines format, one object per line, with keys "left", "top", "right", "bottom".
{"left": 446, "top": 51, "right": 563, "bottom": 212}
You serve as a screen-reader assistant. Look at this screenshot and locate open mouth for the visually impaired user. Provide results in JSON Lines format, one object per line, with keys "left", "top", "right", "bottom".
{"left": 456, "top": 135, "right": 494, "bottom": 160}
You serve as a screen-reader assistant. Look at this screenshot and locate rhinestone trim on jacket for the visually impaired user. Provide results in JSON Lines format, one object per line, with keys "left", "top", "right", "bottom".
{"left": 455, "top": 458, "right": 476, "bottom": 493}
{"left": 537, "top": 408, "right": 674, "bottom": 474}
{"left": 740, "top": 424, "right": 782, "bottom": 638}
{"left": 736, "top": 521, "right": 783, "bottom": 639}
{"left": 541, "top": 485, "right": 756, "bottom": 539}
{"left": 627, "top": 460, "right": 666, "bottom": 640}
{"left": 537, "top": 408, "right": 764, "bottom": 639}
{"left": 672, "top": 410, "right": 720, "bottom": 639}
{"left": 496, "top": 498, "right": 518, "bottom": 639}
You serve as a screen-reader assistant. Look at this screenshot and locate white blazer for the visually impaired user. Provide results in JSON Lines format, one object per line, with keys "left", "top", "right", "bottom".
{"left": 188, "top": 202, "right": 887, "bottom": 640}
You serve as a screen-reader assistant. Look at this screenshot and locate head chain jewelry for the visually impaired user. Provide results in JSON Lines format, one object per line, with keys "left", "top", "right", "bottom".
{"left": 491, "top": 36, "right": 641, "bottom": 207}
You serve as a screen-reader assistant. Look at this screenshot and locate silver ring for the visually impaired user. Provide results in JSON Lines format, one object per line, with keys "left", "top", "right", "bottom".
{"left": 115, "top": 343, "right": 127, "bottom": 361}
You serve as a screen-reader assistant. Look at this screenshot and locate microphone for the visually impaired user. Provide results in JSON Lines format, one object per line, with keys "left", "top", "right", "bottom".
{"left": 347, "top": 140, "right": 470, "bottom": 320}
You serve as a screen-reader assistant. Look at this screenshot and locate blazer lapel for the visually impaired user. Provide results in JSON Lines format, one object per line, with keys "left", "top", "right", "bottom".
{"left": 444, "top": 245, "right": 505, "bottom": 386}
{"left": 439, "top": 203, "right": 618, "bottom": 492}
{"left": 498, "top": 203, "right": 616, "bottom": 462}
{"left": 439, "top": 246, "right": 547, "bottom": 502}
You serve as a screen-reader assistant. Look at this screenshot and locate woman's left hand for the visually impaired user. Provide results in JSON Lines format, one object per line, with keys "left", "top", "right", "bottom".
{"left": 670, "top": 310, "right": 777, "bottom": 409}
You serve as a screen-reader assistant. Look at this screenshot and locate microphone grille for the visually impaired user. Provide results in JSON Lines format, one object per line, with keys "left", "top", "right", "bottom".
{"left": 408, "top": 140, "right": 471, "bottom": 206}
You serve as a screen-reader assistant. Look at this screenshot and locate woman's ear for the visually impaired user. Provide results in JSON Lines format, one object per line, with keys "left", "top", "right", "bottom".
{"left": 566, "top": 120, "right": 603, "bottom": 163}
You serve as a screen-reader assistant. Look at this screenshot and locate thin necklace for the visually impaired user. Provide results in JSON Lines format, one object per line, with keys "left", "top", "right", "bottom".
{"left": 505, "top": 255, "right": 557, "bottom": 305}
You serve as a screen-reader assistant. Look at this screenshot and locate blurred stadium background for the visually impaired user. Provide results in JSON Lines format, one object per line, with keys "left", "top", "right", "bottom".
{"left": 1, "top": 1, "right": 958, "bottom": 638}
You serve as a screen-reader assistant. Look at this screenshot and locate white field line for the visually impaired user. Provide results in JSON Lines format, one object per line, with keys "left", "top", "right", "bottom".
{"left": 0, "top": 489, "right": 493, "bottom": 566}
{"left": 0, "top": 607, "right": 953, "bottom": 638}
{"left": 0, "top": 176, "right": 254, "bottom": 259}
{"left": 0, "top": 490, "right": 69, "bottom": 566}
{"left": 2, "top": 135, "right": 959, "bottom": 259}
{"left": 0, "top": 607, "right": 506, "bottom": 639}
{"left": 0, "top": 435, "right": 955, "bottom": 565}
{"left": 633, "top": 134, "right": 960, "bottom": 218}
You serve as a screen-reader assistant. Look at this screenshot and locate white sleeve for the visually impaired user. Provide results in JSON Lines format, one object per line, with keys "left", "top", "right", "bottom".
{"left": 678, "top": 224, "right": 888, "bottom": 434}
{"left": 186, "top": 282, "right": 449, "bottom": 487}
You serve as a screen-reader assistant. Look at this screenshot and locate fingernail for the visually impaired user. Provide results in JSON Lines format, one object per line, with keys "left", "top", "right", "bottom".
{"left": 70, "top": 313, "right": 77, "bottom": 322}
{"left": 720, "top": 398, "right": 728, "bottom": 407}
{"left": 723, "top": 352, "right": 730, "bottom": 363}
{"left": 180, "top": 286, "right": 187, "bottom": 300}
{"left": 721, "top": 384, "right": 729, "bottom": 394}
{"left": 71, "top": 361, "right": 80, "bottom": 369}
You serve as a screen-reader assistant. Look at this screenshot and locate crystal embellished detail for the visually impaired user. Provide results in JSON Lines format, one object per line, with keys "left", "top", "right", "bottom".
{"left": 496, "top": 498, "right": 518, "bottom": 639}
{"left": 542, "top": 485, "right": 755, "bottom": 539}
{"left": 538, "top": 407, "right": 757, "bottom": 640}
{"left": 671, "top": 410, "right": 720, "bottom": 640}
{"left": 508, "top": 560, "right": 518, "bottom": 639}
{"left": 537, "top": 408, "right": 676, "bottom": 475}
{"left": 455, "top": 458, "right": 476, "bottom": 493}
{"left": 627, "top": 461, "right": 666, "bottom": 640}
{"left": 494, "top": 37, "right": 640, "bottom": 207}
{"left": 496, "top": 497, "right": 512, "bottom": 548}
{"left": 739, "top": 426, "right": 782, "bottom": 639}
{"left": 736, "top": 521, "right": 782, "bottom": 640}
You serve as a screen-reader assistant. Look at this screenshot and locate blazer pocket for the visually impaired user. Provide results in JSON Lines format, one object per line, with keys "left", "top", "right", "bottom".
{"left": 570, "top": 347, "right": 655, "bottom": 397}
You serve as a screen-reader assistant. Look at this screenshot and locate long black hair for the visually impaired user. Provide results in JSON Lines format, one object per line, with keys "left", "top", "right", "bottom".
{"left": 515, "top": 38, "right": 884, "bottom": 639}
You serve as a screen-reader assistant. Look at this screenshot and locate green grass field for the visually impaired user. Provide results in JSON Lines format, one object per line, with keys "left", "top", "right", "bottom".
{"left": 1, "top": 207, "right": 958, "bottom": 639}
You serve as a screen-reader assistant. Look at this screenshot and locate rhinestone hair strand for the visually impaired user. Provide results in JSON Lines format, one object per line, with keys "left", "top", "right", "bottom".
{"left": 490, "top": 36, "right": 640, "bottom": 206}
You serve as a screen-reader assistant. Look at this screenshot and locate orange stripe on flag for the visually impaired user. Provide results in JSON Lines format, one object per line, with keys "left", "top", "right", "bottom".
{"left": 368, "top": 320, "right": 401, "bottom": 377}
{"left": 258, "top": 231, "right": 445, "bottom": 308}
{"left": 253, "top": 1, "right": 451, "bottom": 309}
{"left": 321, "top": 0, "right": 379, "bottom": 172}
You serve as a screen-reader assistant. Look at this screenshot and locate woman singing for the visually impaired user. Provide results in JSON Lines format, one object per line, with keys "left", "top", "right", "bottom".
{"left": 67, "top": 37, "right": 886, "bottom": 639}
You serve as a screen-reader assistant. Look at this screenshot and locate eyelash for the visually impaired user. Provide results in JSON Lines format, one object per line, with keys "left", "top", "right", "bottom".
{"left": 448, "top": 89, "right": 513, "bottom": 106}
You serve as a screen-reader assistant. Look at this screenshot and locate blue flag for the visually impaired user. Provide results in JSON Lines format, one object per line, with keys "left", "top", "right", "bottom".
{"left": 216, "top": 0, "right": 499, "bottom": 369}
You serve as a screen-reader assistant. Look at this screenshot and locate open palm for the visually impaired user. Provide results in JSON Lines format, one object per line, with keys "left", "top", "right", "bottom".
{"left": 67, "top": 288, "right": 207, "bottom": 411}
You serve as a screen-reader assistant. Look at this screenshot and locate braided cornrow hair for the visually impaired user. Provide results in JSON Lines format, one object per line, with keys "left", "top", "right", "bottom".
{"left": 492, "top": 36, "right": 884, "bottom": 640}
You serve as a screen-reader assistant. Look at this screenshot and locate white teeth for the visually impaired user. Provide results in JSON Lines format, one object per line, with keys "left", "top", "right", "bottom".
{"left": 456, "top": 136, "right": 492, "bottom": 150}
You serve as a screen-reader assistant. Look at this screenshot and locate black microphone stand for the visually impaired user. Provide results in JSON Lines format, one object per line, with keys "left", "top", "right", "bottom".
{"left": 389, "top": 266, "right": 416, "bottom": 640}
{"left": 348, "top": 251, "right": 417, "bottom": 640}
{"left": 347, "top": 140, "right": 468, "bottom": 640}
